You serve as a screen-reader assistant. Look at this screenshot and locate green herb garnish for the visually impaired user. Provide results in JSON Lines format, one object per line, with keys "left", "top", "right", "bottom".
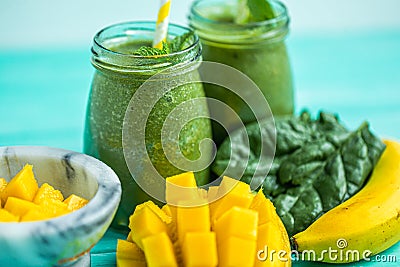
{"left": 132, "top": 31, "right": 195, "bottom": 57}
{"left": 248, "top": 0, "right": 276, "bottom": 21}
{"left": 236, "top": 0, "right": 276, "bottom": 24}
{"left": 132, "top": 41, "right": 170, "bottom": 57}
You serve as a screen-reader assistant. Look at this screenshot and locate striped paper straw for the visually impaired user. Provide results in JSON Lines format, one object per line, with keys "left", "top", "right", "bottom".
{"left": 153, "top": 0, "right": 172, "bottom": 49}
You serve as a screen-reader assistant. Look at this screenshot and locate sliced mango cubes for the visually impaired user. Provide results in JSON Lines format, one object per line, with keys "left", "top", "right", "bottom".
{"left": 0, "top": 164, "right": 89, "bottom": 222}
{"left": 117, "top": 172, "right": 291, "bottom": 267}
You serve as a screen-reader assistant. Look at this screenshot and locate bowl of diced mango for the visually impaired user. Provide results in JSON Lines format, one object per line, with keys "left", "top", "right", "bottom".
{"left": 0, "top": 146, "right": 121, "bottom": 267}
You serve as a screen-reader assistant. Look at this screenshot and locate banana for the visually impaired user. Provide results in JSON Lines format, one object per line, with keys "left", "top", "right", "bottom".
{"left": 291, "top": 139, "right": 400, "bottom": 263}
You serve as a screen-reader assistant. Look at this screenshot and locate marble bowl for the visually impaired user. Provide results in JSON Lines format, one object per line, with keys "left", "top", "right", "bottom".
{"left": 0, "top": 146, "right": 122, "bottom": 267}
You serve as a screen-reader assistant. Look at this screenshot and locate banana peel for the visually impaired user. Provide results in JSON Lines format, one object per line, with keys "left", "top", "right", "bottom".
{"left": 291, "top": 139, "right": 400, "bottom": 263}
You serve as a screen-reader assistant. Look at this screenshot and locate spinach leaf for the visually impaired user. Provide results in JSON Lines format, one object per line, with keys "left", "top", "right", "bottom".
{"left": 212, "top": 111, "right": 386, "bottom": 236}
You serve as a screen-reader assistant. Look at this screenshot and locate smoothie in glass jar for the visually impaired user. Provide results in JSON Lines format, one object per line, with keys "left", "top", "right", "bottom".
{"left": 189, "top": 0, "right": 294, "bottom": 144}
{"left": 84, "top": 22, "right": 212, "bottom": 229}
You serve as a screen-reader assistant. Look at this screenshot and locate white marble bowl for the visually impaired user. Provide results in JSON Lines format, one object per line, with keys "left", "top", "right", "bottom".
{"left": 0, "top": 146, "right": 122, "bottom": 267}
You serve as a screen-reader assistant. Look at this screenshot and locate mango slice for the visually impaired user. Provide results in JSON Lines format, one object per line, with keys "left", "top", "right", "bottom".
{"left": 4, "top": 197, "right": 40, "bottom": 217}
{"left": 166, "top": 172, "right": 201, "bottom": 224}
{"left": 129, "top": 204, "right": 169, "bottom": 250}
{"left": 166, "top": 172, "right": 198, "bottom": 205}
{"left": 177, "top": 201, "right": 210, "bottom": 242}
{"left": 21, "top": 208, "right": 53, "bottom": 222}
{"left": 63, "top": 194, "right": 88, "bottom": 211}
{"left": 218, "top": 236, "right": 257, "bottom": 267}
{"left": 210, "top": 176, "right": 254, "bottom": 223}
{"left": 116, "top": 239, "right": 146, "bottom": 267}
{"left": 161, "top": 204, "right": 172, "bottom": 217}
{"left": 39, "top": 199, "right": 70, "bottom": 217}
{"left": 33, "top": 183, "right": 64, "bottom": 204}
{"left": 0, "top": 178, "right": 7, "bottom": 207}
{"left": 207, "top": 186, "right": 219, "bottom": 201}
{"left": 2, "top": 164, "right": 38, "bottom": 203}
{"left": 214, "top": 206, "right": 258, "bottom": 243}
{"left": 254, "top": 222, "right": 290, "bottom": 267}
{"left": 0, "top": 165, "right": 88, "bottom": 222}
{"left": 142, "top": 232, "right": 178, "bottom": 267}
{"left": 0, "top": 178, "right": 7, "bottom": 191}
{"left": 182, "top": 232, "right": 218, "bottom": 267}
{"left": 249, "top": 190, "right": 276, "bottom": 225}
{"left": 0, "top": 209, "right": 20, "bottom": 222}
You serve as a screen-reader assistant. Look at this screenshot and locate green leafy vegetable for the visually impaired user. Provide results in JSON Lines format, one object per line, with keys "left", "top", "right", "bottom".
{"left": 168, "top": 31, "right": 196, "bottom": 52}
{"left": 247, "top": 0, "right": 276, "bottom": 21}
{"left": 212, "top": 111, "right": 386, "bottom": 236}
{"left": 132, "top": 41, "right": 170, "bottom": 56}
{"left": 132, "top": 31, "right": 195, "bottom": 57}
{"left": 236, "top": 0, "right": 276, "bottom": 24}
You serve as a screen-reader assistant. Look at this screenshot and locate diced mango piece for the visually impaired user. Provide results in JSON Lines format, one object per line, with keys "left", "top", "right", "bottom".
{"left": 162, "top": 204, "right": 172, "bottom": 217}
{"left": 63, "top": 194, "right": 88, "bottom": 211}
{"left": 249, "top": 190, "right": 276, "bottom": 225}
{"left": 39, "top": 199, "right": 70, "bottom": 218}
{"left": 126, "top": 231, "right": 133, "bottom": 242}
{"left": 207, "top": 186, "right": 220, "bottom": 214}
{"left": 218, "top": 236, "right": 256, "bottom": 267}
{"left": 21, "top": 208, "right": 53, "bottom": 222}
{"left": 0, "top": 178, "right": 7, "bottom": 192}
{"left": 217, "top": 176, "right": 242, "bottom": 194}
{"left": 177, "top": 201, "right": 210, "bottom": 242}
{"left": 211, "top": 176, "right": 254, "bottom": 222}
{"left": 161, "top": 204, "right": 179, "bottom": 242}
{"left": 33, "top": 183, "right": 64, "bottom": 204}
{"left": 0, "top": 208, "right": 20, "bottom": 222}
{"left": 4, "top": 196, "right": 40, "bottom": 217}
{"left": 166, "top": 172, "right": 198, "bottom": 206}
{"left": 135, "top": 201, "right": 171, "bottom": 224}
{"left": 129, "top": 205, "right": 168, "bottom": 249}
{"left": 0, "top": 178, "right": 7, "bottom": 189}
{"left": 142, "top": 232, "right": 178, "bottom": 267}
{"left": 0, "top": 178, "right": 7, "bottom": 207}
{"left": 2, "top": 164, "right": 38, "bottom": 203}
{"left": 116, "top": 239, "right": 146, "bottom": 267}
{"left": 182, "top": 232, "right": 218, "bottom": 267}
{"left": 214, "top": 206, "right": 258, "bottom": 244}
{"left": 0, "top": 165, "right": 88, "bottom": 222}
{"left": 197, "top": 188, "right": 208, "bottom": 200}
{"left": 207, "top": 186, "right": 219, "bottom": 201}
{"left": 166, "top": 172, "right": 198, "bottom": 188}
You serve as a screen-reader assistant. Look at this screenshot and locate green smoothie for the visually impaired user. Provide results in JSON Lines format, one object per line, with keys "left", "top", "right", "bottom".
{"left": 84, "top": 22, "right": 212, "bottom": 229}
{"left": 189, "top": 0, "right": 294, "bottom": 144}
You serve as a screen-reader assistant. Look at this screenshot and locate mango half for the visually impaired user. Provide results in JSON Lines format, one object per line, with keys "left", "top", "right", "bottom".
{"left": 117, "top": 173, "right": 291, "bottom": 267}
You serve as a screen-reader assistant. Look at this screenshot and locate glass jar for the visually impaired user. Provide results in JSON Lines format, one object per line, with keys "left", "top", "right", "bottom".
{"left": 189, "top": 0, "right": 294, "bottom": 144}
{"left": 84, "top": 21, "right": 212, "bottom": 229}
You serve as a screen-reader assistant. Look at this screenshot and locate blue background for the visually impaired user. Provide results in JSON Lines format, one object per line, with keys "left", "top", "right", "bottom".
{"left": 1, "top": 0, "right": 399, "bottom": 266}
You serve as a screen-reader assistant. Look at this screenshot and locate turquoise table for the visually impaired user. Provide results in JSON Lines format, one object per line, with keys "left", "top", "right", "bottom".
{"left": 1, "top": 30, "right": 400, "bottom": 266}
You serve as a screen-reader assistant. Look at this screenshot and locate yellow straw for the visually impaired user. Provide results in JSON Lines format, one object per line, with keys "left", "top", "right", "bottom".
{"left": 153, "top": 0, "right": 172, "bottom": 49}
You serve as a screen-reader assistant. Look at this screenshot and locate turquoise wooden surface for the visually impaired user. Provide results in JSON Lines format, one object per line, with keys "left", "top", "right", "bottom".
{"left": 1, "top": 30, "right": 400, "bottom": 266}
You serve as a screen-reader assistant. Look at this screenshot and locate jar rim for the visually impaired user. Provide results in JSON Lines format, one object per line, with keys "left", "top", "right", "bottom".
{"left": 188, "top": 0, "right": 289, "bottom": 45}
{"left": 93, "top": 21, "right": 199, "bottom": 59}
{"left": 190, "top": 0, "right": 288, "bottom": 29}
{"left": 91, "top": 21, "right": 202, "bottom": 73}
